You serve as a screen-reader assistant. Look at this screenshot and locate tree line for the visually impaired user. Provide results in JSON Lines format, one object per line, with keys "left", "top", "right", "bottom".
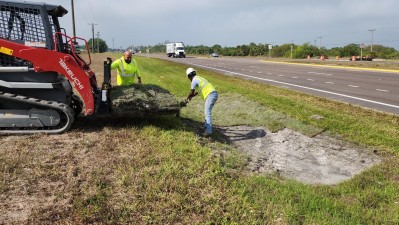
{"left": 144, "top": 42, "right": 399, "bottom": 59}
{"left": 84, "top": 39, "right": 399, "bottom": 59}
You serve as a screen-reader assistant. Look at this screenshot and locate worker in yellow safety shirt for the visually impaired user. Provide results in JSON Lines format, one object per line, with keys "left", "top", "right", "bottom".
{"left": 110, "top": 50, "right": 141, "bottom": 86}
{"left": 185, "top": 67, "right": 218, "bottom": 137}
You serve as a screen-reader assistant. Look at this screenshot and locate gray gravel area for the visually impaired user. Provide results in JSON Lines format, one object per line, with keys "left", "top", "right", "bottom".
{"left": 219, "top": 126, "right": 381, "bottom": 185}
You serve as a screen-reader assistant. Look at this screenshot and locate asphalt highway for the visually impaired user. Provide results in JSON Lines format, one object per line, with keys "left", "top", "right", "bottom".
{"left": 155, "top": 55, "right": 399, "bottom": 115}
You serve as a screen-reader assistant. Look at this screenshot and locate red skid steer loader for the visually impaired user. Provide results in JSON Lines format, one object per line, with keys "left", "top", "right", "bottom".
{"left": 0, "top": 0, "right": 179, "bottom": 134}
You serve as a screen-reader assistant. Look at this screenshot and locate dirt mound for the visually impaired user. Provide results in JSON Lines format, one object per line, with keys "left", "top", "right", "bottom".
{"left": 111, "top": 84, "right": 182, "bottom": 116}
{"left": 219, "top": 126, "right": 381, "bottom": 185}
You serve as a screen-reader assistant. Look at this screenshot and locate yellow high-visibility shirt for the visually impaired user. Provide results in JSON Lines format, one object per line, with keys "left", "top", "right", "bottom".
{"left": 192, "top": 76, "right": 216, "bottom": 100}
{"left": 111, "top": 56, "right": 141, "bottom": 86}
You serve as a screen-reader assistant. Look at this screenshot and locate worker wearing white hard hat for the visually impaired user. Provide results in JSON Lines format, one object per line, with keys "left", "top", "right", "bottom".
{"left": 185, "top": 67, "right": 218, "bottom": 137}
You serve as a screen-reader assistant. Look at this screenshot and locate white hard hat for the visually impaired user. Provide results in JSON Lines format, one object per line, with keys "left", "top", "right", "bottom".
{"left": 186, "top": 68, "right": 196, "bottom": 77}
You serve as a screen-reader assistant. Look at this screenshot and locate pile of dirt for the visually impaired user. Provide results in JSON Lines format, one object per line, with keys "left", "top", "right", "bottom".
{"left": 218, "top": 126, "right": 381, "bottom": 185}
{"left": 110, "top": 84, "right": 183, "bottom": 116}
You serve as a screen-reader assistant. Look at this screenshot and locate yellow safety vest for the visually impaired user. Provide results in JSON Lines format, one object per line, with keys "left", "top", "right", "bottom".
{"left": 111, "top": 57, "right": 140, "bottom": 86}
{"left": 194, "top": 76, "right": 216, "bottom": 100}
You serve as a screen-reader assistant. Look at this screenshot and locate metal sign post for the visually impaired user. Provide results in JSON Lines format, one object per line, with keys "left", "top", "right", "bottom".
{"left": 360, "top": 43, "right": 365, "bottom": 61}
{"left": 268, "top": 44, "right": 272, "bottom": 58}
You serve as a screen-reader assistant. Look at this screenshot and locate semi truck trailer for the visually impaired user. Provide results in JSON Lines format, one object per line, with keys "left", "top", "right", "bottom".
{"left": 166, "top": 42, "right": 186, "bottom": 58}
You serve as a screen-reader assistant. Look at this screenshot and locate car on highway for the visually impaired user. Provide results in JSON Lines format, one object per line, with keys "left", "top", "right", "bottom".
{"left": 210, "top": 53, "right": 219, "bottom": 57}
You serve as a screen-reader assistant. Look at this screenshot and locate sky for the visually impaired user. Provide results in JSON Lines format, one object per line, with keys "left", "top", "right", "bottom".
{"left": 42, "top": 0, "right": 399, "bottom": 50}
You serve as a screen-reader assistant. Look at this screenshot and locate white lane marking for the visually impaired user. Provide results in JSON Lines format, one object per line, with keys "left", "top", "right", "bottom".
{"left": 307, "top": 79, "right": 314, "bottom": 81}
{"left": 308, "top": 72, "right": 333, "bottom": 76}
{"left": 376, "top": 89, "right": 389, "bottom": 93}
{"left": 258, "top": 72, "right": 262, "bottom": 74}
{"left": 278, "top": 75, "right": 285, "bottom": 77}
{"left": 325, "top": 82, "right": 335, "bottom": 84}
{"left": 191, "top": 63, "right": 399, "bottom": 110}
{"left": 292, "top": 77, "right": 298, "bottom": 79}
{"left": 267, "top": 73, "right": 272, "bottom": 75}
{"left": 348, "top": 85, "right": 359, "bottom": 88}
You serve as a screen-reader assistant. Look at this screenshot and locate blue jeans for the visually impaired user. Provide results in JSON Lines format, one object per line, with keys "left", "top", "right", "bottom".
{"left": 204, "top": 91, "right": 218, "bottom": 134}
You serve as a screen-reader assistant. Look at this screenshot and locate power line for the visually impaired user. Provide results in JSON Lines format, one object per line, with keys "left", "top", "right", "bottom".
{"left": 381, "top": 26, "right": 399, "bottom": 30}
{"left": 86, "top": 0, "right": 97, "bottom": 22}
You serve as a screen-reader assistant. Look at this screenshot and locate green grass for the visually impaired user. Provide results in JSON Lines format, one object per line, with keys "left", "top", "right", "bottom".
{"left": 68, "top": 118, "right": 399, "bottom": 224}
{"left": 81, "top": 54, "right": 398, "bottom": 224}
{"left": 132, "top": 54, "right": 399, "bottom": 153}
{"left": 2, "top": 53, "right": 399, "bottom": 224}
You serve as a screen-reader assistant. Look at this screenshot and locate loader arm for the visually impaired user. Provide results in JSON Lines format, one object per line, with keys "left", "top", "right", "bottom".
{"left": 0, "top": 38, "right": 96, "bottom": 115}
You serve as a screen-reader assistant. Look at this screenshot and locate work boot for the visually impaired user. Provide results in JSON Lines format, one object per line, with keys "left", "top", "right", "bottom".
{"left": 201, "top": 132, "right": 212, "bottom": 137}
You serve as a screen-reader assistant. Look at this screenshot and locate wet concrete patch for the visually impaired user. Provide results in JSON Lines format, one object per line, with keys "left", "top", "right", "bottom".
{"left": 219, "top": 126, "right": 381, "bottom": 185}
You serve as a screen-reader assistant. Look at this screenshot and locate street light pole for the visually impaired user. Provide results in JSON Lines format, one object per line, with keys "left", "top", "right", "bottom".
{"left": 368, "top": 29, "right": 376, "bottom": 52}
{"left": 290, "top": 40, "right": 294, "bottom": 60}
{"left": 317, "top": 36, "right": 323, "bottom": 49}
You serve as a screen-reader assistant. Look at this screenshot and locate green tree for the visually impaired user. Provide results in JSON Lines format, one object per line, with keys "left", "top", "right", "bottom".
{"left": 211, "top": 44, "right": 222, "bottom": 54}
{"left": 271, "top": 44, "right": 293, "bottom": 58}
{"left": 364, "top": 44, "right": 399, "bottom": 59}
{"left": 220, "top": 46, "right": 236, "bottom": 56}
{"left": 293, "top": 43, "right": 319, "bottom": 59}
{"left": 326, "top": 47, "right": 341, "bottom": 58}
{"left": 248, "top": 43, "right": 266, "bottom": 56}
{"left": 88, "top": 38, "right": 108, "bottom": 53}
{"left": 339, "top": 44, "right": 360, "bottom": 57}
{"left": 236, "top": 45, "right": 250, "bottom": 56}
{"left": 145, "top": 43, "right": 165, "bottom": 53}
{"left": 143, "top": 42, "right": 399, "bottom": 59}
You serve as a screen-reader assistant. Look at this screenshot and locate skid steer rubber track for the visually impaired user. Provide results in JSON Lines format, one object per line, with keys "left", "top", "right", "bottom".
{"left": 0, "top": 91, "right": 74, "bottom": 134}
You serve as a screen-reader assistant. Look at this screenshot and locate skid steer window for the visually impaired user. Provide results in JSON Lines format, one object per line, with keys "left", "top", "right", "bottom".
{"left": 0, "top": 6, "right": 46, "bottom": 43}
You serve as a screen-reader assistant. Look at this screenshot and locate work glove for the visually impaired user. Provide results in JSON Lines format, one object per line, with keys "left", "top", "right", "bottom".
{"left": 180, "top": 100, "right": 188, "bottom": 107}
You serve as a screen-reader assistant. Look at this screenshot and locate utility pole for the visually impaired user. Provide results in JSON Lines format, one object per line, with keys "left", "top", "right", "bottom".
{"left": 317, "top": 36, "right": 323, "bottom": 49}
{"left": 88, "top": 23, "right": 98, "bottom": 53}
{"left": 71, "top": 0, "right": 76, "bottom": 37}
{"left": 291, "top": 44, "right": 293, "bottom": 59}
{"left": 368, "top": 29, "right": 376, "bottom": 52}
{"left": 290, "top": 40, "right": 294, "bottom": 60}
{"left": 96, "top": 32, "right": 100, "bottom": 53}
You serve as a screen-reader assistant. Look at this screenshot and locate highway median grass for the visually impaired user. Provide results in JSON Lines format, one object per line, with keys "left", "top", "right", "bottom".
{"left": 1, "top": 53, "right": 399, "bottom": 224}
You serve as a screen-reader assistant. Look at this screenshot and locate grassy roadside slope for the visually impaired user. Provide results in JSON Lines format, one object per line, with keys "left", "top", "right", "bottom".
{"left": 121, "top": 54, "right": 399, "bottom": 222}
{"left": 1, "top": 53, "right": 399, "bottom": 224}
{"left": 135, "top": 54, "right": 399, "bottom": 153}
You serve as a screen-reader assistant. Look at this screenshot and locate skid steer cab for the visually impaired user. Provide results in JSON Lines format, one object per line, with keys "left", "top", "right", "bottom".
{"left": 0, "top": 0, "right": 112, "bottom": 134}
